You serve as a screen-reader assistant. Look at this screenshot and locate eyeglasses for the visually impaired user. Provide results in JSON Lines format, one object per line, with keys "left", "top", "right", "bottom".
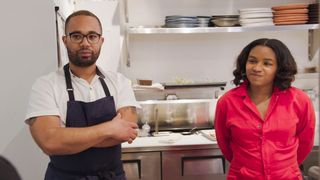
{"left": 68, "top": 32, "right": 101, "bottom": 44}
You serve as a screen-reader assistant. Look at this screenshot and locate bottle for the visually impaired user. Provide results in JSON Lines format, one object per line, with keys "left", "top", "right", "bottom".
{"left": 141, "top": 121, "right": 150, "bottom": 137}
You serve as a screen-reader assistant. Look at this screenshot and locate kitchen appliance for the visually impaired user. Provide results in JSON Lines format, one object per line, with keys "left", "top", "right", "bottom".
{"left": 162, "top": 149, "right": 226, "bottom": 180}
{"left": 137, "top": 99, "right": 217, "bottom": 133}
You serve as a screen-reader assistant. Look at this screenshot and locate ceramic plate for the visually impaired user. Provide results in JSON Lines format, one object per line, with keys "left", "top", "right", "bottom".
{"left": 274, "top": 16, "right": 308, "bottom": 22}
{"left": 272, "top": 4, "right": 308, "bottom": 11}
{"left": 239, "top": 8, "right": 272, "bottom": 13}
{"left": 274, "top": 20, "right": 307, "bottom": 25}
{"left": 240, "top": 18, "right": 273, "bottom": 24}
{"left": 240, "top": 12, "right": 273, "bottom": 19}
{"left": 241, "top": 21, "right": 274, "bottom": 27}
{"left": 273, "top": 13, "right": 308, "bottom": 17}
{"left": 273, "top": 8, "right": 308, "bottom": 15}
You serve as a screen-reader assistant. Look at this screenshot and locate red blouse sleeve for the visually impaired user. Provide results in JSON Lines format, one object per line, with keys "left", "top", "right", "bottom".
{"left": 296, "top": 94, "right": 316, "bottom": 165}
{"left": 214, "top": 98, "right": 233, "bottom": 162}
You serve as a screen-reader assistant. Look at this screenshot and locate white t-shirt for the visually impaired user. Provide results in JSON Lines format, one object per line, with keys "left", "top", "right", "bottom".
{"left": 25, "top": 66, "right": 140, "bottom": 126}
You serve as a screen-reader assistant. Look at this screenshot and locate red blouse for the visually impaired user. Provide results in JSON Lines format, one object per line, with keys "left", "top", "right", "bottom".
{"left": 214, "top": 82, "right": 315, "bottom": 180}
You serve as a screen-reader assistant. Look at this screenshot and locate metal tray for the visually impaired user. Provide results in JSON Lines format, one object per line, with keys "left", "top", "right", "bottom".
{"left": 162, "top": 82, "right": 226, "bottom": 89}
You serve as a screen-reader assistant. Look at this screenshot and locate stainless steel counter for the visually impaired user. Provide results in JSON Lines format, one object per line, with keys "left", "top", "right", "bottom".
{"left": 122, "top": 133, "right": 218, "bottom": 152}
{"left": 121, "top": 133, "right": 225, "bottom": 180}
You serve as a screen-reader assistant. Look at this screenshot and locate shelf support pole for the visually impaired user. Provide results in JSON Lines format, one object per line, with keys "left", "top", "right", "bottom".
{"left": 308, "top": 28, "right": 319, "bottom": 61}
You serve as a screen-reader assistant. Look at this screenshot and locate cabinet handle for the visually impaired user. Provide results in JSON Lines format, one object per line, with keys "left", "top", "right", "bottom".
{"left": 122, "top": 159, "right": 142, "bottom": 178}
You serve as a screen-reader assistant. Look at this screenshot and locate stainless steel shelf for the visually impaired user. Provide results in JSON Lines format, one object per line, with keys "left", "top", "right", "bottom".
{"left": 128, "top": 24, "right": 319, "bottom": 34}
{"left": 296, "top": 72, "right": 319, "bottom": 79}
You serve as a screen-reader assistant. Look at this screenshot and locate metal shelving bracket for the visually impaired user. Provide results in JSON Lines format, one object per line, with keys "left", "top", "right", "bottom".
{"left": 308, "top": 28, "right": 320, "bottom": 61}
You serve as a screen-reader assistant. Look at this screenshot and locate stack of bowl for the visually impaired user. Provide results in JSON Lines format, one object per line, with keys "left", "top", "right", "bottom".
{"left": 272, "top": 3, "right": 309, "bottom": 25}
{"left": 239, "top": 8, "right": 274, "bottom": 27}
{"left": 210, "top": 15, "right": 239, "bottom": 27}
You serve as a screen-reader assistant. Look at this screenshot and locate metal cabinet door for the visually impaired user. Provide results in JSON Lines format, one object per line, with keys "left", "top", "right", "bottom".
{"left": 162, "top": 149, "right": 227, "bottom": 180}
{"left": 122, "top": 151, "right": 161, "bottom": 180}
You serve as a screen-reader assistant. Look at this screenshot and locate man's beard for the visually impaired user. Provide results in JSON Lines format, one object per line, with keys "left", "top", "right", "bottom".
{"left": 67, "top": 48, "right": 100, "bottom": 67}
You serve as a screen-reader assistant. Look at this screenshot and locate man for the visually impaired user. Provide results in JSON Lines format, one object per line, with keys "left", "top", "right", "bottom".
{"left": 25, "top": 10, "right": 139, "bottom": 180}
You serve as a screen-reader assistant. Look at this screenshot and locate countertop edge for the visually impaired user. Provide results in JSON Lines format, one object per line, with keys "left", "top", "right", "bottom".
{"left": 122, "top": 143, "right": 219, "bottom": 153}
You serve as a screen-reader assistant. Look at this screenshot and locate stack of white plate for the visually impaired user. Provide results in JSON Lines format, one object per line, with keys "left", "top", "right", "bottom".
{"left": 197, "top": 16, "right": 211, "bottom": 27}
{"left": 239, "top": 8, "right": 274, "bottom": 27}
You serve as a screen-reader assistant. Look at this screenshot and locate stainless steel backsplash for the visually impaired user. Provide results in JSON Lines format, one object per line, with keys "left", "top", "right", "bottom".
{"left": 137, "top": 99, "right": 217, "bottom": 131}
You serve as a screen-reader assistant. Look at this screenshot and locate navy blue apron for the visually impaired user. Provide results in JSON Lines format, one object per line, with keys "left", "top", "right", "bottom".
{"left": 44, "top": 64, "right": 126, "bottom": 180}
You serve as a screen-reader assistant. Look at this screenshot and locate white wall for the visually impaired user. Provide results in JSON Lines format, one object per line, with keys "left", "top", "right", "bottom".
{"left": 123, "top": 31, "right": 309, "bottom": 85}
{"left": 0, "top": 0, "right": 58, "bottom": 179}
{"left": 54, "top": 0, "right": 74, "bottom": 19}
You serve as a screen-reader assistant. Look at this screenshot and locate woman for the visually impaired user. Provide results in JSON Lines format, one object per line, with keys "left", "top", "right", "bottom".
{"left": 214, "top": 38, "right": 315, "bottom": 180}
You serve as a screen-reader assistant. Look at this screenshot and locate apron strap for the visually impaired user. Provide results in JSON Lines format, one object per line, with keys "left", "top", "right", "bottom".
{"left": 63, "top": 64, "right": 112, "bottom": 100}
{"left": 63, "top": 64, "right": 75, "bottom": 101}
{"left": 99, "top": 77, "right": 111, "bottom": 97}
{"left": 96, "top": 67, "right": 111, "bottom": 97}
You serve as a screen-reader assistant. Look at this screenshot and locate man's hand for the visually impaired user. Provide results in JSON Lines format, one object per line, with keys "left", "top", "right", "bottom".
{"left": 29, "top": 107, "right": 139, "bottom": 155}
{"left": 118, "top": 106, "right": 138, "bottom": 123}
{"left": 105, "top": 113, "right": 138, "bottom": 144}
{"left": 94, "top": 106, "right": 138, "bottom": 147}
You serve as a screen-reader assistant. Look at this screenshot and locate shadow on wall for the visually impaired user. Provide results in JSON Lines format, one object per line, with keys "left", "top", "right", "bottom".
{"left": 3, "top": 127, "right": 48, "bottom": 180}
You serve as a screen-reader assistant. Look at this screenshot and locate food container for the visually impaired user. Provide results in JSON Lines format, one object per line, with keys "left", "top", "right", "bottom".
{"left": 137, "top": 79, "right": 153, "bottom": 86}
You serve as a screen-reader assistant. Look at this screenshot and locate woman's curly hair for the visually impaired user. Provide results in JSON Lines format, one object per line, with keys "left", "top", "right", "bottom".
{"left": 232, "top": 38, "right": 297, "bottom": 90}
